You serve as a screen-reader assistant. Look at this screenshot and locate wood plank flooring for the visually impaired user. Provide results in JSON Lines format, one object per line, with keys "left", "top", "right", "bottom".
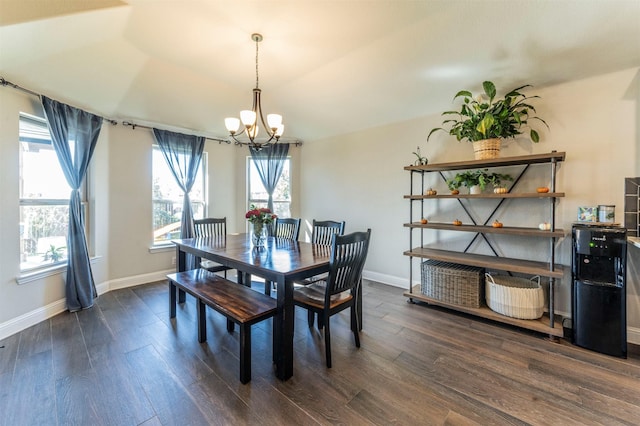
{"left": 1, "top": 279, "right": 639, "bottom": 425}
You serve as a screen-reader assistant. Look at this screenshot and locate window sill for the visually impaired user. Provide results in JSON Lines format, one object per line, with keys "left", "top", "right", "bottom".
{"left": 149, "top": 244, "right": 175, "bottom": 253}
{"left": 16, "top": 256, "right": 102, "bottom": 285}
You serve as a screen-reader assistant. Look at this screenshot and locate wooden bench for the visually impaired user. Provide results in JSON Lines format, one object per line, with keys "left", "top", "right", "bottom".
{"left": 167, "top": 268, "right": 277, "bottom": 384}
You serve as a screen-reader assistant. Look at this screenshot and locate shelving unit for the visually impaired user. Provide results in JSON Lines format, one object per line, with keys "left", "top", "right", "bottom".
{"left": 403, "top": 151, "right": 566, "bottom": 338}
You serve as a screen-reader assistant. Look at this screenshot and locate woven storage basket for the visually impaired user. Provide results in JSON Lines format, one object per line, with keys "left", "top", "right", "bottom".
{"left": 472, "top": 138, "right": 501, "bottom": 160}
{"left": 485, "top": 273, "right": 544, "bottom": 319}
{"left": 421, "top": 260, "right": 484, "bottom": 308}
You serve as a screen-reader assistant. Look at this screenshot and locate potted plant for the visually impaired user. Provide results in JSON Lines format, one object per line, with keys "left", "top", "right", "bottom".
{"left": 447, "top": 169, "right": 513, "bottom": 194}
{"left": 427, "top": 81, "right": 548, "bottom": 159}
{"left": 487, "top": 172, "right": 513, "bottom": 193}
{"left": 42, "top": 244, "right": 66, "bottom": 263}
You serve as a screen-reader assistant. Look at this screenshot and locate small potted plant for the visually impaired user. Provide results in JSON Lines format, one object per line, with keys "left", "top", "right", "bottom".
{"left": 447, "top": 169, "right": 513, "bottom": 194}
{"left": 487, "top": 172, "right": 513, "bottom": 194}
{"left": 427, "top": 81, "right": 548, "bottom": 159}
{"left": 412, "top": 146, "right": 428, "bottom": 166}
{"left": 43, "top": 244, "right": 66, "bottom": 263}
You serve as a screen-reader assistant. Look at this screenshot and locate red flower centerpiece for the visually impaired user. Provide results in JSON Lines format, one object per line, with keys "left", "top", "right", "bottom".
{"left": 245, "top": 204, "right": 276, "bottom": 247}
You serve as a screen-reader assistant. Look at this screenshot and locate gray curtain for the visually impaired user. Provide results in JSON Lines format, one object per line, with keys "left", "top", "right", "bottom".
{"left": 42, "top": 96, "right": 102, "bottom": 312}
{"left": 249, "top": 143, "right": 290, "bottom": 212}
{"left": 152, "top": 129, "right": 205, "bottom": 240}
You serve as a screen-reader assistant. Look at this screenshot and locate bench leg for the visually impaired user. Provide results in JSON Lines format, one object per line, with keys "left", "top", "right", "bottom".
{"left": 178, "top": 288, "right": 186, "bottom": 304}
{"left": 239, "top": 324, "right": 251, "bottom": 384}
{"left": 197, "top": 299, "right": 207, "bottom": 343}
{"left": 169, "top": 280, "right": 177, "bottom": 318}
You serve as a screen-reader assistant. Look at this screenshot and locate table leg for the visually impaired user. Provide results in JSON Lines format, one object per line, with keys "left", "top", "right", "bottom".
{"left": 169, "top": 280, "right": 176, "bottom": 318}
{"left": 176, "top": 246, "right": 186, "bottom": 303}
{"left": 274, "top": 276, "right": 294, "bottom": 380}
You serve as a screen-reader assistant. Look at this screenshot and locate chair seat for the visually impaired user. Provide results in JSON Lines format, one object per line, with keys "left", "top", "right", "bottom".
{"left": 297, "top": 273, "right": 329, "bottom": 286}
{"left": 293, "top": 282, "right": 352, "bottom": 310}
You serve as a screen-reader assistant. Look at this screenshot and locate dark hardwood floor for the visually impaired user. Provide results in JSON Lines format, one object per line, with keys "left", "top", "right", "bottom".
{"left": 1, "top": 279, "right": 639, "bottom": 425}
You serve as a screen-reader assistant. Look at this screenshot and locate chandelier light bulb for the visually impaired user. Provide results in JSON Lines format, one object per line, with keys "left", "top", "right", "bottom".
{"left": 240, "top": 110, "right": 257, "bottom": 127}
{"left": 225, "top": 117, "right": 240, "bottom": 134}
{"left": 267, "top": 114, "right": 282, "bottom": 132}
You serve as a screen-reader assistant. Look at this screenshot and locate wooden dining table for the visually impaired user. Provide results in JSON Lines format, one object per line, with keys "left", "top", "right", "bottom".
{"left": 172, "top": 233, "right": 332, "bottom": 381}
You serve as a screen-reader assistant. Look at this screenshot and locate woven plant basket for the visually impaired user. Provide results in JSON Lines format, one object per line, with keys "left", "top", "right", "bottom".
{"left": 472, "top": 138, "right": 501, "bottom": 160}
{"left": 421, "top": 260, "right": 484, "bottom": 308}
{"left": 485, "top": 273, "right": 544, "bottom": 319}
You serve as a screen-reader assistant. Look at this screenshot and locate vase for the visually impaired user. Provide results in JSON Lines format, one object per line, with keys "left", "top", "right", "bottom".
{"left": 252, "top": 223, "right": 267, "bottom": 248}
{"left": 472, "top": 138, "right": 501, "bottom": 160}
{"left": 469, "top": 185, "right": 482, "bottom": 195}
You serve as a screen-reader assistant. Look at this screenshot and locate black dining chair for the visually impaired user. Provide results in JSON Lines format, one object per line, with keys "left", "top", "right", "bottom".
{"left": 270, "top": 217, "right": 301, "bottom": 240}
{"left": 310, "top": 220, "right": 345, "bottom": 246}
{"left": 193, "top": 218, "right": 233, "bottom": 278}
{"left": 293, "top": 229, "right": 371, "bottom": 368}
{"left": 260, "top": 217, "right": 301, "bottom": 296}
{"left": 295, "top": 220, "right": 346, "bottom": 327}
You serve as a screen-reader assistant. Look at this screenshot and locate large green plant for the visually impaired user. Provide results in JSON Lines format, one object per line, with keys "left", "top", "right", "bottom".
{"left": 428, "top": 81, "right": 548, "bottom": 143}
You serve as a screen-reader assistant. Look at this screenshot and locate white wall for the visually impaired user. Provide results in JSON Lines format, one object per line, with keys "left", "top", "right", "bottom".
{"left": 301, "top": 67, "right": 640, "bottom": 342}
{"left": 1, "top": 67, "right": 639, "bottom": 343}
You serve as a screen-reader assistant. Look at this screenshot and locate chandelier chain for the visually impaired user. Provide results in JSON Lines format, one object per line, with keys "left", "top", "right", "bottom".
{"left": 255, "top": 37, "right": 259, "bottom": 89}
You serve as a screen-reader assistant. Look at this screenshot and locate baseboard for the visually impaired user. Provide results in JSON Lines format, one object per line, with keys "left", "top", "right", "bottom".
{"left": 102, "top": 269, "right": 173, "bottom": 292}
{"left": 0, "top": 269, "right": 173, "bottom": 341}
{"left": 628, "top": 326, "right": 640, "bottom": 345}
{"left": 0, "top": 298, "right": 68, "bottom": 342}
{"left": 362, "top": 270, "right": 410, "bottom": 289}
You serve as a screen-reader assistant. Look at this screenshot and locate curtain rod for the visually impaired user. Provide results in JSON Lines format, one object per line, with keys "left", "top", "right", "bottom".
{"left": 122, "top": 121, "right": 302, "bottom": 147}
{"left": 122, "top": 121, "right": 230, "bottom": 144}
{"left": 1, "top": 76, "right": 119, "bottom": 125}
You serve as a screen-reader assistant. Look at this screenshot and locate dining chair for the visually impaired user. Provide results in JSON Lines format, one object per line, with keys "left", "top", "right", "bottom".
{"left": 259, "top": 217, "right": 301, "bottom": 296}
{"left": 293, "top": 229, "right": 371, "bottom": 368}
{"left": 270, "top": 217, "right": 301, "bottom": 240}
{"left": 193, "top": 217, "right": 233, "bottom": 278}
{"left": 295, "top": 220, "right": 346, "bottom": 327}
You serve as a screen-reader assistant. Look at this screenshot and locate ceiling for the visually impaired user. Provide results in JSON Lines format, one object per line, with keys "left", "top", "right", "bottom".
{"left": 1, "top": 0, "right": 639, "bottom": 142}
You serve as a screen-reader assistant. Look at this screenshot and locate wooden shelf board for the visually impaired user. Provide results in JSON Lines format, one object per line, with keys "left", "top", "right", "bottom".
{"left": 404, "top": 286, "right": 564, "bottom": 337}
{"left": 404, "top": 247, "right": 565, "bottom": 278}
{"left": 404, "top": 192, "right": 565, "bottom": 200}
{"left": 404, "top": 151, "right": 566, "bottom": 172}
{"left": 404, "top": 222, "right": 565, "bottom": 238}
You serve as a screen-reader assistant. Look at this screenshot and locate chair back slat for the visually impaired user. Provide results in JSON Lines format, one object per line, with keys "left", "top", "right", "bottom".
{"left": 326, "top": 230, "right": 371, "bottom": 300}
{"left": 311, "top": 220, "right": 345, "bottom": 246}
{"left": 194, "top": 217, "right": 226, "bottom": 238}
{"left": 272, "top": 218, "right": 301, "bottom": 240}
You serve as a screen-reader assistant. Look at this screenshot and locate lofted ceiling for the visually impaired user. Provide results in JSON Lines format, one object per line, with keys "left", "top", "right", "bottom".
{"left": 1, "top": 0, "right": 639, "bottom": 142}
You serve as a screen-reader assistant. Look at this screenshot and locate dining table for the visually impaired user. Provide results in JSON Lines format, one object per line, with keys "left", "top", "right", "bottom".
{"left": 172, "top": 233, "right": 332, "bottom": 381}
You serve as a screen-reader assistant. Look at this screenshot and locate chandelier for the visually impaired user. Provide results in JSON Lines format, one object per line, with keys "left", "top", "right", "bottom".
{"left": 225, "top": 33, "right": 284, "bottom": 149}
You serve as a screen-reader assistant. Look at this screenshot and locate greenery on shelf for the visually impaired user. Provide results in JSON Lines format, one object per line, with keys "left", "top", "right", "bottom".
{"left": 447, "top": 169, "right": 513, "bottom": 191}
{"left": 427, "top": 81, "right": 548, "bottom": 143}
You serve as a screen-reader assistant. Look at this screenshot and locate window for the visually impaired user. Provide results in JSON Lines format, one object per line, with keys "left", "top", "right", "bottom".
{"left": 19, "top": 114, "right": 72, "bottom": 271}
{"left": 152, "top": 146, "right": 207, "bottom": 245}
{"left": 248, "top": 157, "right": 291, "bottom": 218}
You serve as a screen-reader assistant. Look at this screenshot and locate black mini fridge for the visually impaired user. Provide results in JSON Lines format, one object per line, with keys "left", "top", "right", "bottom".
{"left": 572, "top": 224, "right": 627, "bottom": 358}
